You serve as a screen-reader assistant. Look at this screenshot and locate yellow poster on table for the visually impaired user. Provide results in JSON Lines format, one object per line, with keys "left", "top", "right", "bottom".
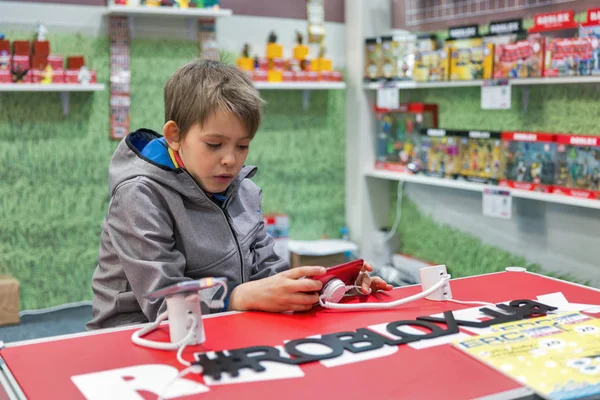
{"left": 454, "top": 312, "right": 600, "bottom": 400}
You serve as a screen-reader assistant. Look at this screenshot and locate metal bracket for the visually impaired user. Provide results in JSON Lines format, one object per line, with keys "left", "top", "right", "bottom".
{"left": 522, "top": 86, "right": 530, "bottom": 113}
{"left": 128, "top": 16, "right": 135, "bottom": 39}
{"left": 186, "top": 18, "right": 197, "bottom": 41}
{"left": 302, "top": 90, "right": 311, "bottom": 111}
{"left": 60, "top": 92, "right": 70, "bottom": 116}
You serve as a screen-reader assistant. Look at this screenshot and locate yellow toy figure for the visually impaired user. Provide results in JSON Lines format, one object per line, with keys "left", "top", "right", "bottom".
{"left": 311, "top": 42, "right": 332, "bottom": 72}
{"left": 266, "top": 31, "right": 283, "bottom": 82}
{"left": 146, "top": 0, "right": 161, "bottom": 7}
{"left": 41, "top": 64, "right": 53, "bottom": 84}
{"left": 293, "top": 31, "right": 309, "bottom": 70}
{"left": 176, "top": 0, "right": 189, "bottom": 8}
{"left": 266, "top": 31, "right": 283, "bottom": 61}
{"left": 237, "top": 44, "right": 254, "bottom": 71}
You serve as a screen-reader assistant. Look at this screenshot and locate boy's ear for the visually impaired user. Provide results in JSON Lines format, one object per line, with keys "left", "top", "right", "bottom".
{"left": 163, "top": 121, "right": 181, "bottom": 151}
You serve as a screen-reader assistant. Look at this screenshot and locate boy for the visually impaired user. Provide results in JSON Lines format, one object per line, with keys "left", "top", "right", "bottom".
{"left": 87, "top": 60, "right": 391, "bottom": 330}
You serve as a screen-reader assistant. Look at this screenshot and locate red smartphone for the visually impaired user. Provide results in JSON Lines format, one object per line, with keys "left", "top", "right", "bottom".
{"left": 312, "top": 259, "right": 364, "bottom": 286}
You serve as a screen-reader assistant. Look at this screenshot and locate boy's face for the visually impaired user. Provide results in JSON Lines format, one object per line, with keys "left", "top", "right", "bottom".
{"left": 166, "top": 110, "right": 252, "bottom": 193}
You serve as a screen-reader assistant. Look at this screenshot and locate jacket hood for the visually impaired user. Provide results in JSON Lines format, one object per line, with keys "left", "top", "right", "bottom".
{"left": 108, "top": 129, "right": 257, "bottom": 204}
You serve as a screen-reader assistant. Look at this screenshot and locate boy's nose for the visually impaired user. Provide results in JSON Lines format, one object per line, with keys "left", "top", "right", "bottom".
{"left": 222, "top": 153, "right": 236, "bottom": 167}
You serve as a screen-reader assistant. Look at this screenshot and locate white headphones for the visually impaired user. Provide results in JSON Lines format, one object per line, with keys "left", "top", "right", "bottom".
{"left": 318, "top": 265, "right": 453, "bottom": 310}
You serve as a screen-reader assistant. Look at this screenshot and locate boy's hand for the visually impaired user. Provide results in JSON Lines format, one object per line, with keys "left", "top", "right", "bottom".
{"left": 228, "top": 266, "right": 326, "bottom": 313}
{"left": 355, "top": 261, "right": 393, "bottom": 295}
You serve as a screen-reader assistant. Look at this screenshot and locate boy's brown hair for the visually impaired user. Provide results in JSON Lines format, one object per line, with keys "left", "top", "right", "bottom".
{"left": 164, "top": 59, "right": 263, "bottom": 139}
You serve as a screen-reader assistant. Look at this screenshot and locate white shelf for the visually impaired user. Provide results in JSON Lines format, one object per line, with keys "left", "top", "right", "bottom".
{"left": 365, "top": 168, "right": 600, "bottom": 210}
{"left": 106, "top": 4, "right": 232, "bottom": 17}
{"left": 0, "top": 83, "right": 106, "bottom": 92}
{"left": 0, "top": 84, "right": 106, "bottom": 116}
{"left": 363, "top": 76, "right": 600, "bottom": 90}
{"left": 254, "top": 82, "right": 346, "bottom": 90}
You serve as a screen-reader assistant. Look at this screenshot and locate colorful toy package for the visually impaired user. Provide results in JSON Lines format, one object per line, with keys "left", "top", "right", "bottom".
{"left": 364, "top": 37, "right": 382, "bottom": 81}
{"left": 419, "top": 129, "right": 465, "bottom": 178}
{"left": 450, "top": 43, "right": 494, "bottom": 80}
{"left": 375, "top": 103, "right": 439, "bottom": 173}
{"left": 544, "top": 37, "right": 595, "bottom": 77}
{"left": 553, "top": 135, "right": 600, "bottom": 199}
{"left": 500, "top": 132, "right": 556, "bottom": 193}
{"left": 413, "top": 49, "right": 450, "bottom": 82}
{"left": 493, "top": 35, "right": 545, "bottom": 78}
{"left": 579, "top": 8, "right": 600, "bottom": 76}
{"left": 459, "top": 130, "right": 505, "bottom": 183}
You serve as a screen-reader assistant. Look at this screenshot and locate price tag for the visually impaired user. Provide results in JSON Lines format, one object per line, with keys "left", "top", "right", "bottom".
{"left": 482, "top": 188, "right": 512, "bottom": 220}
{"left": 481, "top": 80, "right": 511, "bottom": 110}
{"left": 377, "top": 87, "right": 399, "bottom": 110}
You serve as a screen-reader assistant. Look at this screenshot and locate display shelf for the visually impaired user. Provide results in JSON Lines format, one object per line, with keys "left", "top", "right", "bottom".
{"left": 254, "top": 82, "right": 346, "bottom": 90}
{"left": 106, "top": 4, "right": 233, "bottom": 18}
{"left": 0, "top": 84, "right": 105, "bottom": 92}
{"left": 254, "top": 82, "right": 346, "bottom": 110}
{"left": 0, "top": 84, "right": 106, "bottom": 116}
{"left": 365, "top": 168, "right": 600, "bottom": 210}
{"left": 363, "top": 76, "right": 600, "bottom": 90}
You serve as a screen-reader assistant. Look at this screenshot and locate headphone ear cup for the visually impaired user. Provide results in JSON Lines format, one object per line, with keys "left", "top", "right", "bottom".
{"left": 320, "top": 279, "right": 347, "bottom": 304}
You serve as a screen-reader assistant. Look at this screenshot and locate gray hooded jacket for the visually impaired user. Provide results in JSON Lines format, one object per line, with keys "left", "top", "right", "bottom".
{"left": 87, "top": 129, "right": 289, "bottom": 330}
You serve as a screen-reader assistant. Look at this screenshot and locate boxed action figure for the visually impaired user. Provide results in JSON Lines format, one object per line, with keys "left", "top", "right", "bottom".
{"left": 579, "top": 8, "right": 600, "bottom": 76}
{"left": 419, "top": 128, "right": 465, "bottom": 178}
{"left": 450, "top": 43, "right": 494, "bottom": 80}
{"left": 364, "top": 37, "right": 382, "bottom": 81}
{"left": 553, "top": 135, "right": 600, "bottom": 199}
{"left": 544, "top": 37, "right": 594, "bottom": 77}
{"left": 459, "top": 130, "right": 505, "bottom": 183}
{"left": 493, "top": 35, "right": 545, "bottom": 78}
{"left": 375, "top": 103, "right": 439, "bottom": 173}
{"left": 500, "top": 132, "right": 556, "bottom": 193}
{"left": 413, "top": 49, "right": 450, "bottom": 82}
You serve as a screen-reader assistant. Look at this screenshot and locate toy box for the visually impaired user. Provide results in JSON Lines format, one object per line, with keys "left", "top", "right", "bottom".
{"left": 500, "top": 132, "right": 556, "bottom": 193}
{"left": 375, "top": 103, "right": 439, "bottom": 173}
{"left": 579, "top": 8, "right": 600, "bottom": 76}
{"left": 553, "top": 135, "right": 600, "bottom": 199}
{"left": 493, "top": 35, "right": 544, "bottom": 78}
{"left": 459, "top": 130, "right": 505, "bottom": 183}
{"left": 11, "top": 55, "right": 30, "bottom": 83}
{"left": 419, "top": 128, "right": 465, "bottom": 178}
{"left": 380, "top": 33, "right": 416, "bottom": 81}
{"left": 0, "top": 70, "right": 11, "bottom": 83}
{"left": 413, "top": 49, "right": 450, "bottom": 82}
{"left": 444, "top": 36, "right": 482, "bottom": 52}
{"left": 544, "top": 37, "right": 594, "bottom": 77}
{"left": 364, "top": 37, "right": 382, "bottom": 81}
{"left": 450, "top": 43, "right": 494, "bottom": 81}
{"left": 0, "top": 50, "right": 11, "bottom": 71}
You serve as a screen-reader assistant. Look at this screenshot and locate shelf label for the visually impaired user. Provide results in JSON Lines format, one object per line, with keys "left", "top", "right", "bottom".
{"left": 481, "top": 80, "right": 511, "bottom": 110}
{"left": 377, "top": 87, "right": 399, "bottom": 110}
{"left": 483, "top": 188, "right": 512, "bottom": 220}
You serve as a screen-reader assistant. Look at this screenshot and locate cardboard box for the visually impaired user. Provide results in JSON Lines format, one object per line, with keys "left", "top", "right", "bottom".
{"left": 0, "top": 275, "right": 20, "bottom": 326}
{"left": 67, "top": 56, "right": 85, "bottom": 70}
{"left": 12, "top": 41, "right": 30, "bottom": 56}
{"left": 413, "top": 49, "right": 450, "bottom": 82}
{"left": 493, "top": 36, "right": 544, "bottom": 78}
{"left": 33, "top": 40, "right": 50, "bottom": 56}
{"left": 450, "top": 43, "right": 494, "bottom": 80}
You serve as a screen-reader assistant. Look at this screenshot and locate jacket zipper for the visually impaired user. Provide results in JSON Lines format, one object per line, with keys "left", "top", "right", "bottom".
{"left": 221, "top": 207, "right": 245, "bottom": 284}
{"left": 183, "top": 170, "right": 246, "bottom": 283}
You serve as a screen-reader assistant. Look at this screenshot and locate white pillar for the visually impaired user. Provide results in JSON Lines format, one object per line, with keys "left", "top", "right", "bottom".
{"left": 345, "top": 0, "right": 393, "bottom": 264}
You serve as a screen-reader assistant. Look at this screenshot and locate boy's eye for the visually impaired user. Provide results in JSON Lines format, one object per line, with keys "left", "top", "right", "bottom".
{"left": 206, "top": 143, "right": 221, "bottom": 148}
{"left": 238, "top": 145, "right": 250, "bottom": 150}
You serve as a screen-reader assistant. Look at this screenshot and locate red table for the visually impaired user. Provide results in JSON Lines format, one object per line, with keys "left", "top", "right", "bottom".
{"left": 2, "top": 271, "right": 599, "bottom": 400}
